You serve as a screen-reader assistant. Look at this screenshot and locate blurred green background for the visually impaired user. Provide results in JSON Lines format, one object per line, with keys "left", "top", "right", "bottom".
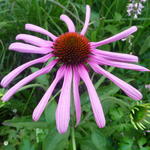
{"left": 0, "top": 0, "right": 150, "bottom": 150}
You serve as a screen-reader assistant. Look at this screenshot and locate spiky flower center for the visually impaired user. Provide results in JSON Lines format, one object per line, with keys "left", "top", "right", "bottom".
{"left": 53, "top": 32, "right": 91, "bottom": 65}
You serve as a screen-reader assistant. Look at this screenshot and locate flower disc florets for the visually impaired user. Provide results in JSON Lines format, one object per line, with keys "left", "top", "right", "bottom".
{"left": 53, "top": 32, "right": 91, "bottom": 65}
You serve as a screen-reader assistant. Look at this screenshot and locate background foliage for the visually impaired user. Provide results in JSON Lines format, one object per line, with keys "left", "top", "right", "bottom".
{"left": 0, "top": 0, "right": 150, "bottom": 150}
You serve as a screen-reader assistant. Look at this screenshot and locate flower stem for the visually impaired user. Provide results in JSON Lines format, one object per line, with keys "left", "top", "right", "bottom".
{"left": 71, "top": 127, "right": 76, "bottom": 150}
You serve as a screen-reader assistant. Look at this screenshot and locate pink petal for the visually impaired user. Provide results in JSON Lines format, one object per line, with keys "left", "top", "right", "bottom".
{"left": 89, "top": 62, "right": 142, "bottom": 100}
{"left": 1, "top": 60, "right": 57, "bottom": 102}
{"left": 25, "top": 24, "right": 57, "bottom": 41}
{"left": 16, "top": 34, "right": 53, "bottom": 47}
{"left": 32, "top": 66, "right": 65, "bottom": 121}
{"left": 56, "top": 66, "right": 72, "bottom": 134}
{"left": 77, "top": 65, "right": 106, "bottom": 128}
{"left": 60, "top": 15, "right": 75, "bottom": 32}
{"left": 80, "top": 5, "right": 91, "bottom": 35}
{"left": 92, "top": 49, "right": 138, "bottom": 63}
{"left": 91, "top": 26, "right": 137, "bottom": 48}
{"left": 9, "top": 42, "right": 52, "bottom": 54}
{"left": 73, "top": 67, "right": 81, "bottom": 126}
{"left": 92, "top": 55, "right": 149, "bottom": 71}
{"left": 1, "top": 54, "right": 52, "bottom": 88}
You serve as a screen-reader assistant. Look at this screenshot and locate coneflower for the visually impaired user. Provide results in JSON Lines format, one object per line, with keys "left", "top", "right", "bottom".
{"left": 1, "top": 5, "right": 149, "bottom": 133}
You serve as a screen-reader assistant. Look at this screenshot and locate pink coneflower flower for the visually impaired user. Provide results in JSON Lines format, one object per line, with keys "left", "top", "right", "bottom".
{"left": 1, "top": 5, "right": 149, "bottom": 134}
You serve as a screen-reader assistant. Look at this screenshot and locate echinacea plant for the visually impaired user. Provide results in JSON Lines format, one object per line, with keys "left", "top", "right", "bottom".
{"left": 1, "top": 5, "right": 149, "bottom": 134}
{"left": 130, "top": 102, "right": 150, "bottom": 130}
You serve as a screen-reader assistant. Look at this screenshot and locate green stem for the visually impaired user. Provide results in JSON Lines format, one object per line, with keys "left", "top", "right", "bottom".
{"left": 18, "top": 83, "right": 47, "bottom": 92}
{"left": 22, "top": 88, "right": 35, "bottom": 115}
{"left": 71, "top": 127, "right": 76, "bottom": 150}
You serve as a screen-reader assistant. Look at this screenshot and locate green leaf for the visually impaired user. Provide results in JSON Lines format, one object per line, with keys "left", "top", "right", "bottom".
{"left": 0, "top": 100, "right": 7, "bottom": 108}
{"left": 80, "top": 129, "right": 111, "bottom": 150}
{"left": 114, "top": 12, "right": 122, "bottom": 21}
{"left": 42, "top": 128, "right": 69, "bottom": 150}
{"left": 140, "top": 36, "right": 150, "bottom": 55}
{"left": 140, "top": 147, "right": 150, "bottom": 150}
{"left": 98, "top": 83, "right": 120, "bottom": 97}
{"left": 109, "top": 107, "right": 124, "bottom": 120}
{"left": 2, "top": 145, "right": 16, "bottom": 150}
{"left": 80, "top": 139, "right": 97, "bottom": 150}
{"left": 30, "top": 67, "right": 49, "bottom": 87}
{"left": 0, "top": 22, "right": 8, "bottom": 29}
{"left": 91, "top": 131, "right": 108, "bottom": 150}
{"left": 91, "top": 30, "right": 97, "bottom": 42}
{"left": 19, "top": 138, "right": 34, "bottom": 150}
{"left": 0, "top": 88, "right": 5, "bottom": 97}
{"left": 101, "top": 96, "right": 130, "bottom": 115}
{"left": 104, "top": 25, "right": 118, "bottom": 34}
{"left": 118, "top": 137, "right": 134, "bottom": 150}
{"left": 95, "top": 67, "right": 115, "bottom": 89}
{"left": 101, "top": 123, "right": 132, "bottom": 137}
{"left": 99, "top": 78, "right": 134, "bottom": 98}
{"left": 138, "top": 137, "right": 147, "bottom": 148}
{"left": 3, "top": 117, "right": 49, "bottom": 128}
{"left": 44, "top": 100, "right": 57, "bottom": 125}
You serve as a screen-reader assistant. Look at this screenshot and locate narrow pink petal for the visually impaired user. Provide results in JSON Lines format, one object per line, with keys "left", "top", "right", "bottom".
{"left": 60, "top": 15, "right": 75, "bottom": 32}
{"left": 16, "top": 34, "right": 53, "bottom": 47}
{"left": 1, "top": 54, "right": 52, "bottom": 88}
{"left": 25, "top": 24, "right": 57, "bottom": 41}
{"left": 56, "top": 67, "right": 72, "bottom": 134}
{"left": 73, "top": 67, "right": 81, "bottom": 126}
{"left": 77, "top": 65, "right": 106, "bottom": 128}
{"left": 80, "top": 5, "right": 91, "bottom": 35}
{"left": 32, "top": 66, "right": 65, "bottom": 121}
{"left": 92, "top": 49, "right": 138, "bottom": 63}
{"left": 92, "top": 55, "right": 149, "bottom": 71}
{"left": 89, "top": 62, "right": 142, "bottom": 100}
{"left": 9, "top": 42, "right": 52, "bottom": 54}
{"left": 1, "top": 60, "right": 57, "bottom": 102}
{"left": 91, "top": 26, "right": 137, "bottom": 48}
